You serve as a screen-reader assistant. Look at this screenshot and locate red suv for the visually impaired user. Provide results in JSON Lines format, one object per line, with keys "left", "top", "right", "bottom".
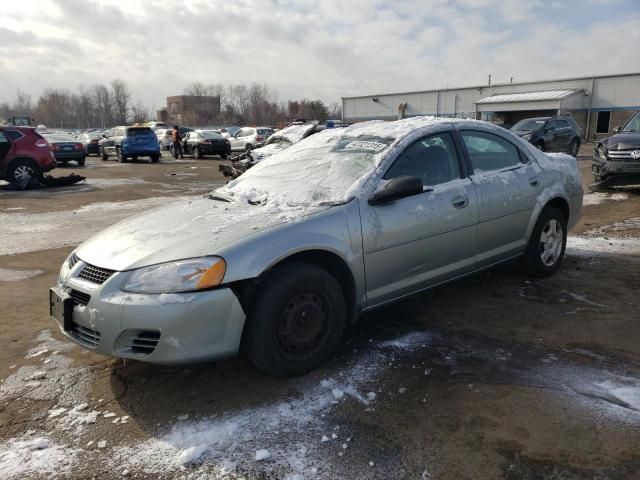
{"left": 0, "top": 126, "right": 57, "bottom": 184}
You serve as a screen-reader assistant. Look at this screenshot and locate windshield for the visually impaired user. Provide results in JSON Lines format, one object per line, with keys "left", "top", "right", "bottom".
{"left": 510, "top": 118, "right": 547, "bottom": 131}
{"left": 621, "top": 112, "right": 640, "bottom": 133}
{"left": 217, "top": 130, "right": 395, "bottom": 206}
{"left": 127, "top": 128, "right": 154, "bottom": 137}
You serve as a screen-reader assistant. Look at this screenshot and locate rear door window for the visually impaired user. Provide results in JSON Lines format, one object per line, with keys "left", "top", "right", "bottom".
{"left": 5, "top": 130, "right": 24, "bottom": 141}
{"left": 461, "top": 131, "right": 522, "bottom": 173}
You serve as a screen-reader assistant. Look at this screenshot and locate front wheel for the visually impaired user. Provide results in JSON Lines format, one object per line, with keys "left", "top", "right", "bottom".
{"left": 568, "top": 138, "right": 580, "bottom": 157}
{"left": 117, "top": 148, "right": 126, "bottom": 163}
{"left": 523, "top": 206, "right": 567, "bottom": 277}
{"left": 244, "top": 262, "right": 346, "bottom": 377}
{"left": 100, "top": 146, "right": 109, "bottom": 161}
{"left": 193, "top": 146, "right": 202, "bottom": 159}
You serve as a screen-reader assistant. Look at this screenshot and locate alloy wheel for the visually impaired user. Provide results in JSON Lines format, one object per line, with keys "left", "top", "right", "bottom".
{"left": 539, "top": 219, "right": 563, "bottom": 267}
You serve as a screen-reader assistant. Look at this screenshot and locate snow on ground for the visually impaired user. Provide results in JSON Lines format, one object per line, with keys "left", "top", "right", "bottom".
{"left": 0, "top": 196, "right": 193, "bottom": 255}
{"left": 566, "top": 236, "right": 640, "bottom": 255}
{"left": 582, "top": 192, "right": 628, "bottom": 206}
{"left": 583, "top": 217, "right": 640, "bottom": 238}
{"left": 113, "top": 331, "right": 433, "bottom": 478}
{"left": 0, "top": 268, "right": 43, "bottom": 282}
{"left": 0, "top": 436, "right": 78, "bottom": 479}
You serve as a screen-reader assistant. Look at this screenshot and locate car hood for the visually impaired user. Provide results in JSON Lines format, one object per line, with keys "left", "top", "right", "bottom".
{"left": 76, "top": 196, "right": 325, "bottom": 271}
{"left": 603, "top": 132, "right": 640, "bottom": 149}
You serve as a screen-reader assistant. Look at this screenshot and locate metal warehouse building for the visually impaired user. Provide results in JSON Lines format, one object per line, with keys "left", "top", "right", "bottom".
{"left": 342, "top": 72, "right": 640, "bottom": 141}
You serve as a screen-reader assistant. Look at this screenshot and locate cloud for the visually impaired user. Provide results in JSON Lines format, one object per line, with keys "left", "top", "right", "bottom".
{"left": 0, "top": 0, "right": 638, "bottom": 111}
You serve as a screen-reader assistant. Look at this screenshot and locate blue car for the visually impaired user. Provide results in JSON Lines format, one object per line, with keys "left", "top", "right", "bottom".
{"left": 99, "top": 126, "right": 161, "bottom": 163}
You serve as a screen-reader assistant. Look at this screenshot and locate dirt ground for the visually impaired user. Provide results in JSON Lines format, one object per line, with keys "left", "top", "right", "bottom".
{"left": 0, "top": 150, "right": 639, "bottom": 480}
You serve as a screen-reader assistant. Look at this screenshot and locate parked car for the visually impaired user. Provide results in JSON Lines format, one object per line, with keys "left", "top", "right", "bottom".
{"left": 182, "top": 130, "right": 231, "bottom": 159}
{"left": 43, "top": 133, "right": 86, "bottom": 166}
{"left": 50, "top": 117, "right": 582, "bottom": 376}
{"left": 591, "top": 111, "right": 640, "bottom": 190}
{"left": 510, "top": 116, "right": 581, "bottom": 156}
{"left": 228, "top": 127, "right": 275, "bottom": 152}
{"left": 99, "top": 126, "right": 160, "bottom": 163}
{"left": 155, "top": 128, "right": 173, "bottom": 150}
{"left": 0, "top": 126, "right": 56, "bottom": 183}
{"left": 78, "top": 132, "right": 102, "bottom": 156}
{"left": 167, "top": 127, "right": 195, "bottom": 157}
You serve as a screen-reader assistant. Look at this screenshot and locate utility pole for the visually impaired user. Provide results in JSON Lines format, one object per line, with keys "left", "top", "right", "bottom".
{"left": 488, "top": 74, "right": 492, "bottom": 86}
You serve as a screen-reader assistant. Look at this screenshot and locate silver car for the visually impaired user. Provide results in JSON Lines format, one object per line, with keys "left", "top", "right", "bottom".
{"left": 228, "top": 126, "right": 275, "bottom": 152}
{"left": 50, "top": 117, "right": 582, "bottom": 376}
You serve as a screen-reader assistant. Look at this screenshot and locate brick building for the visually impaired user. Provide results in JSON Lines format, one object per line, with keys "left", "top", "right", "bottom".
{"left": 156, "top": 95, "right": 221, "bottom": 127}
{"left": 342, "top": 72, "right": 640, "bottom": 141}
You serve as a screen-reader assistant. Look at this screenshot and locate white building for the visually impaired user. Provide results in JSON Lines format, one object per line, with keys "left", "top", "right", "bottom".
{"left": 342, "top": 72, "right": 640, "bottom": 140}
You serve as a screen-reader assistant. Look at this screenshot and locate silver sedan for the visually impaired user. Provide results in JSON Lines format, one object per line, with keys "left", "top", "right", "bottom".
{"left": 50, "top": 117, "right": 583, "bottom": 376}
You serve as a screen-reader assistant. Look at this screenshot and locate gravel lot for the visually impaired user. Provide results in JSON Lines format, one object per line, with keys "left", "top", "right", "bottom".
{"left": 0, "top": 150, "right": 639, "bottom": 479}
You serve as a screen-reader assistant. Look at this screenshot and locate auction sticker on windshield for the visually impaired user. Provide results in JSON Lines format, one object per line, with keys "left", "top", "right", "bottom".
{"left": 333, "top": 135, "right": 394, "bottom": 154}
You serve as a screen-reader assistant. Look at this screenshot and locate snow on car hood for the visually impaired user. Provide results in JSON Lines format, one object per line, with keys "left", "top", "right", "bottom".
{"left": 76, "top": 196, "right": 324, "bottom": 271}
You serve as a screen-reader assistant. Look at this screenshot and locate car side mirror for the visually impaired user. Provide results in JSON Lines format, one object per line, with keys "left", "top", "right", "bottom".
{"left": 368, "top": 176, "right": 424, "bottom": 205}
{"left": 612, "top": 126, "right": 621, "bottom": 134}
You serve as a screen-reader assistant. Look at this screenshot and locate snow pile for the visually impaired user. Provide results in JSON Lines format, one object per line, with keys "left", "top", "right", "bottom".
{"left": 114, "top": 330, "right": 432, "bottom": 477}
{"left": 0, "top": 437, "right": 78, "bottom": 479}
{"left": 582, "top": 192, "right": 628, "bottom": 206}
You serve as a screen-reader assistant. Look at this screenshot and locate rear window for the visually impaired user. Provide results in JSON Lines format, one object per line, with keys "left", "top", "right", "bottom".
{"left": 4, "top": 130, "right": 24, "bottom": 141}
{"left": 202, "top": 131, "right": 223, "bottom": 139}
{"left": 257, "top": 129, "right": 271, "bottom": 136}
{"left": 126, "top": 128, "right": 154, "bottom": 137}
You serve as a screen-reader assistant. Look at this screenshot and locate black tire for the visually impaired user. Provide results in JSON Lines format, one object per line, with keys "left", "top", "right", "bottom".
{"left": 523, "top": 206, "right": 567, "bottom": 277}
{"left": 78, "top": 157, "right": 85, "bottom": 167}
{"left": 7, "top": 159, "right": 41, "bottom": 184}
{"left": 220, "top": 154, "right": 228, "bottom": 160}
{"left": 534, "top": 141, "right": 545, "bottom": 152}
{"left": 568, "top": 138, "right": 580, "bottom": 157}
{"left": 100, "top": 146, "right": 109, "bottom": 161}
{"left": 150, "top": 153, "right": 159, "bottom": 163}
{"left": 117, "top": 147, "right": 126, "bottom": 163}
{"left": 60, "top": 160, "right": 68, "bottom": 166}
{"left": 193, "top": 146, "right": 202, "bottom": 159}
{"left": 244, "top": 262, "right": 346, "bottom": 377}
{"left": 245, "top": 144, "right": 253, "bottom": 152}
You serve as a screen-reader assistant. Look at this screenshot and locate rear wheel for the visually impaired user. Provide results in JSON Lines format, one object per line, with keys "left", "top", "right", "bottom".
{"left": 7, "top": 160, "right": 41, "bottom": 184}
{"left": 193, "top": 146, "right": 202, "bottom": 159}
{"left": 100, "top": 146, "right": 108, "bottom": 161}
{"left": 523, "top": 206, "right": 567, "bottom": 277}
{"left": 245, "top": 144, "right": 253, "bottom": 152}
{"left": 244, "top": 262, "right": 346, "bottom": 377}
{"left": 220, "top": 154, "right": 228, "bottom": 160}
{"left": 568, "top": 138, "right": 580, "bottom": 157}
{"left": 78, "top": 157, "right": 86, "bottom": 167}
{"left": 117, "top": 147, "right": 126, "bottom": 163}
{"left": 150, "top": 153, "right": 159, "bottom": 163}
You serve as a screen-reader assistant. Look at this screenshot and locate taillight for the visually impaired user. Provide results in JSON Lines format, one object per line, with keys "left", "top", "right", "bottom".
{"left": 75, "top": 143, "right": 84, "bottom": 150}
{"left": 90, "top": 139, "right": 99, "bottom": 144}
{"left": 35, "top": 139, "right": 49, "bottom": 148}
{"left": 51, "top": 144, "right": 60, "bottom": 152}
{"left": 255, "top": 136, "right": 264, "bottom": 142}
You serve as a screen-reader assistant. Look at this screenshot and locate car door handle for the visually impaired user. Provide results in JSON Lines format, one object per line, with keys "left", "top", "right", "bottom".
{"left": 529, "top": 177, "right": 540, "bottom": 187}
{"left": 452, "top": 196, "right": 469, "bottom": 209}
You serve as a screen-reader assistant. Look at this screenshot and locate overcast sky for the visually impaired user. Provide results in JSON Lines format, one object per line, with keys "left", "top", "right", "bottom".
{"left": 1, "top": 0, "right": 639, "bottom": 110}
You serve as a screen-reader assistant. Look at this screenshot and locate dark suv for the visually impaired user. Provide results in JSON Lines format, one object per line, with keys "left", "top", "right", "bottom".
{"left": 0, "top": 126, "right": 57, "bottom": 183}
{"left": 510, "top": 116, "right": 581, "bottom": 156}
{"left": 99, "top": 126, "right": 160, "bottom": 163}
{"left": 591, "top": 111, "right": 640, "bottom": 189}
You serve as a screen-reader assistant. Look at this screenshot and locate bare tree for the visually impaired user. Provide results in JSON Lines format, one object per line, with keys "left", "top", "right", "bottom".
{"left": 131, "top": 101, "right": 149, "bottom": 124}
{"left": 111, "top": 79, "right": 130, "bottom": 124}
{"left": 184, "top": 81, "right": 210, "bottom": 96}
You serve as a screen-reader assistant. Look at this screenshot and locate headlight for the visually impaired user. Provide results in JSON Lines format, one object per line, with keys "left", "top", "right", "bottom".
{"left": 522, "top": 134, "right": 532, "bottom": 141}
{"left": 121, "top": 257, "right": 226, "bottom": 293}
{"left": 58, "top": 251, "right": 75, "bottom": 285}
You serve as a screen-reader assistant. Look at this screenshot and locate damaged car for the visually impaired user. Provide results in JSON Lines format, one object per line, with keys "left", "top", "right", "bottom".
{"left": 220, "top": 121, "right": 322, "bottom": 179}
{"left": 591, "top": 111, "right": 640, "bottom": 190}
{"left": 50, "top": 117, "right": 582, "bottom": 377}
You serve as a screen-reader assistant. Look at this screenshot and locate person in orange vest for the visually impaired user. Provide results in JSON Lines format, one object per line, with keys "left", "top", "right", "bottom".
{"left": 171, "top": 125, "right": 183, "bottom": 159}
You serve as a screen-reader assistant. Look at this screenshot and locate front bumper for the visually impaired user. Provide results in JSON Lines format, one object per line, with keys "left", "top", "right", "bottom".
{"left": 592, "top": 154, "right": 640, "bottom": 178}
{"left": 52, "top": 261, "right": 246, "bottom": 365}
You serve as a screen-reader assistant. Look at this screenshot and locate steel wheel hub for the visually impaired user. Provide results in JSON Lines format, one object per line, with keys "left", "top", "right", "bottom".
{"left": 539, "top": 219, "right": 563, "bottom": 267}
{"left": 14, "top": 165, "right": 34, "bottom": 181}
{"left": 277, "top": 291, "right": 328, "bottom": 356}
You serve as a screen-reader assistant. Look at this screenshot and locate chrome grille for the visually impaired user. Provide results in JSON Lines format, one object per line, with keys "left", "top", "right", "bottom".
{"left": 608, "top": 149, "right": 640, "bottom": 160}
{"left": 69, "top": 289, "right": 91, "bottom": 306}
{"left": 68, "top": 252, "right": 79, "bottom": 269}
{"left": 70, "top": 322, "right": 100, "bottom": 348}
{"left": 78, "top": 264, "right": 115, "bottom": 285}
